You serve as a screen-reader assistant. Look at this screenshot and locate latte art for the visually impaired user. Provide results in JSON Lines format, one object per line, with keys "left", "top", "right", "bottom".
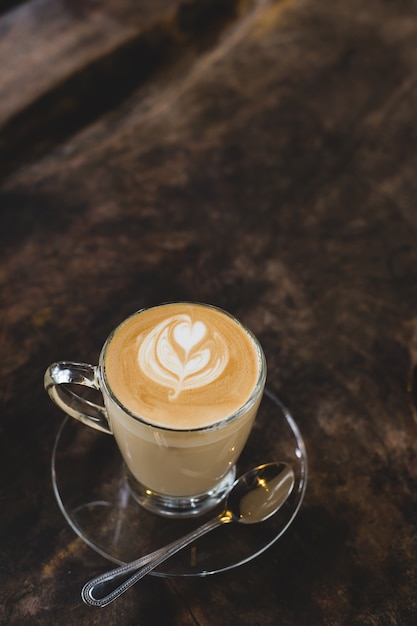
{"left": 137, "top": 315, "right": 229, "bottom": 399}
{"left": 104, "top": 302, "right": 263, "bottom": 429}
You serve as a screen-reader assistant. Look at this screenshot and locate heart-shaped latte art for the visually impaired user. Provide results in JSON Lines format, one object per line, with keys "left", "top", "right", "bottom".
{"left": 173, "top": 321, "right": 206, "bottom": 352}
{"left": 137, "top": 314, "right": 228, "bottom": 399}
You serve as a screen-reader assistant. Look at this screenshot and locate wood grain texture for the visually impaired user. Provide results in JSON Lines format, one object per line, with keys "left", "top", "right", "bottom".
{"left": 1, "top": 0, "right": 417, "bottom": 623}
{"left": 0, "top": 0, "right": 244, "bottom": 178}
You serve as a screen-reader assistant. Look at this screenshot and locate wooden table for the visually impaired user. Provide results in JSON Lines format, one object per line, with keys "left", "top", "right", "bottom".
{"left": 1, "top": 0, "right": 417, "bottom": 623}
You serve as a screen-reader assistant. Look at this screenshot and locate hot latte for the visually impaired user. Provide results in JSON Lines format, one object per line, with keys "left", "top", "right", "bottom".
{"left": 103, "top": 302, "right": 262, "bottom": 429}
{"left": 45, "top": 302, "right": 266, "bottom": 513}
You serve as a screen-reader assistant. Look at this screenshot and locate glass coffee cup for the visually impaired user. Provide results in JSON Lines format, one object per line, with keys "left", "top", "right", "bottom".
{"left": 44, "top": 302, "right": 266, "bottom": 517}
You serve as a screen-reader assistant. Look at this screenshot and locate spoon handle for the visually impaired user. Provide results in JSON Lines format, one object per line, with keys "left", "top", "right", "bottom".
{"left": 81, "top": 516, "right": 223, "bottom": 607}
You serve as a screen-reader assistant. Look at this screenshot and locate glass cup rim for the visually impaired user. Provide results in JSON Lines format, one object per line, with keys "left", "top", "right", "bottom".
{"left": 98, "top": 301, "right": 267, "bottom": 433}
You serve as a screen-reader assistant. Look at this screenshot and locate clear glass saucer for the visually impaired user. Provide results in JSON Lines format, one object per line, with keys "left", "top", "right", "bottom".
{"left": 51, "top": 389, "right": 308, "bottom": 577}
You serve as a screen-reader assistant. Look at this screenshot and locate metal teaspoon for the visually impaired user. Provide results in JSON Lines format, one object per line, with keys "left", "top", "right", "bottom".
{"left": 82, "top": 462, "right": 295, "bottom": 607}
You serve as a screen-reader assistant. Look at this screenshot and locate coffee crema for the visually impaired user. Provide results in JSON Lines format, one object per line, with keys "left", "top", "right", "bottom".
{"left": 103, "top": 303, "right": 261, "bottom": 429}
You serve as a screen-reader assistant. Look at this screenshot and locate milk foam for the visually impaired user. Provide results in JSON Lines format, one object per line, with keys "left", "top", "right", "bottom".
{"left": 104, "top": 303, "right": 262, "bottom": 429}
{"left": 138, "top": 314, "right": 229, "bottom": 399}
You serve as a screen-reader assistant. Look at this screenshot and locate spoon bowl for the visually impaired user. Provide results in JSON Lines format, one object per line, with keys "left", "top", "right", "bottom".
{"left": 82, "top": 461, "right": 295, "bottom": 607}
{"left": 227, "top": 462, "right": 296, "bottom": 524}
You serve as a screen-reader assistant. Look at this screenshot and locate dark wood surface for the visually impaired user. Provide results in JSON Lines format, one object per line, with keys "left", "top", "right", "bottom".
{"left": 1, "top": 0, "right": 417, "bottom": 623}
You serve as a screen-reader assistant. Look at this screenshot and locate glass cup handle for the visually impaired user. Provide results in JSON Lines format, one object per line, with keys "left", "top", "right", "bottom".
{"left": 44, "top": 361, "right": 112, "bottom": 434}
